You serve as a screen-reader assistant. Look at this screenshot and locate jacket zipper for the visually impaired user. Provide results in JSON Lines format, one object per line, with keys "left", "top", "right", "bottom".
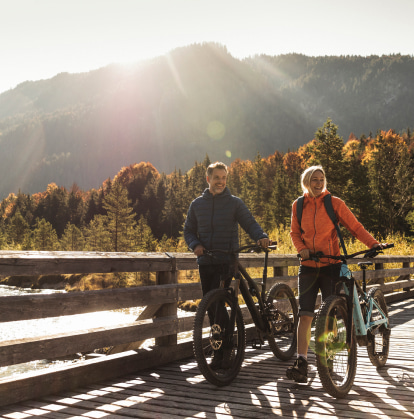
{"left": 312, "top": 198, "right": 317, "bottom": 254}
{"left": 209, "top": 197, "right": 215, "bottom": 249}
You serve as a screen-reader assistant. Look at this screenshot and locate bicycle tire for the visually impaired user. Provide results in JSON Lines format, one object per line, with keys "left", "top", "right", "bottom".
{"left": 366, "top": 287, "right": 390, "bottom": 367}
{"left": 193, "top": 288, "right": 246, "bottom": 386}
{"left": 315, "top": 295, "right": 357, "bottom": 398}
{"left": 266, "top": 283, "right": 298, "bottom": 360}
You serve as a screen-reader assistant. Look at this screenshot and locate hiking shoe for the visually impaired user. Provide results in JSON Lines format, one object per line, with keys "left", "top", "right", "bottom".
{"left": 210, "top": 349, "right": 223, "bottom": 370}
{"left": 327, "top": 358, "right": 334, "bottom": 374}
{"left": 221, "top": 348, "right": 234, "bottom": 369}
{"left": 286, "top": 356, "right": 308, "bottom": 383}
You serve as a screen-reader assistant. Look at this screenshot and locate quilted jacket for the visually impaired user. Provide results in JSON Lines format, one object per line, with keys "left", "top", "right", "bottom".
{"left": 184, "top": 187, "right": 268, "bottom": 265}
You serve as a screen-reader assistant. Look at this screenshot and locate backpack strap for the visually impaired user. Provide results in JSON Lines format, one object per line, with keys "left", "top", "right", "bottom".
{"left": 296, "top": 194, "right": 348, "bottom": 256}
{"left": 324, "top": 194, "right": 348, "bottom": 256}
{"left": 296, "top": 196, "right": 304, "bottom": 233}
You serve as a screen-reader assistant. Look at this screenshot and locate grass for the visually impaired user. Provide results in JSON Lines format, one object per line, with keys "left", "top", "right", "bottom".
{"left": 1, "top": 229, "right": 412, "bottom": 293}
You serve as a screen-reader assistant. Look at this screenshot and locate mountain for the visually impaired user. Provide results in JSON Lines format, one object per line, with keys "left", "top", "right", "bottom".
{"left": 0, "top": 43, "right": 413, "bottom": 199}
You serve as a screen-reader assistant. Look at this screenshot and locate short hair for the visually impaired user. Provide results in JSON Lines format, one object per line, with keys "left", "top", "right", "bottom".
{"left": 301, "top": 165, "right": 327, "bottom": 196}
{"left": 206, "top": 162, "right": 228, "bottom": 177}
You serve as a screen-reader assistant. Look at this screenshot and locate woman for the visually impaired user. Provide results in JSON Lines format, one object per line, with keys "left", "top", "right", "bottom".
{"left": 286, "top": 165, "right": 382, "bottom": 383}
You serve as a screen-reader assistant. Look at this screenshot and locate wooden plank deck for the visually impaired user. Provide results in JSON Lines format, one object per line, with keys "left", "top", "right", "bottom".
{"left": 1, "top": 298, "right": 414, "bottom": 419}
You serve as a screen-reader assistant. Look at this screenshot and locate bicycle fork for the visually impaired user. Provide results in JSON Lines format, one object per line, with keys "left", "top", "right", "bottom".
{"left": 213, "top": 276, "right": 240, "bottom": 350}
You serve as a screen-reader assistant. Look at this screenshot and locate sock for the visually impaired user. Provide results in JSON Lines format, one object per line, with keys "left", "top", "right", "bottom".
{"left": 298, "top": 354, "right": 307, "bottom": 360}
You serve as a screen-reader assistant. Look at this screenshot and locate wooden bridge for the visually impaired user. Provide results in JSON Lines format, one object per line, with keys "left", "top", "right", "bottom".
{"left": 0, "top": 250, "right": 413, "bottom": 418}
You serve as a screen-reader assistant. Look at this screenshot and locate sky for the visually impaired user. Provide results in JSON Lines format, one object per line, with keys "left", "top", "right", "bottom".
{"left": 1, "top": 0, "right": 414, "bottom": 95}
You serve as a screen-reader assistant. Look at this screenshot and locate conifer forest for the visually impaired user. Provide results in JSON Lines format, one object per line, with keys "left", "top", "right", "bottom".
{"left": 1, "top": 118, "right": 414, "bottom": 254}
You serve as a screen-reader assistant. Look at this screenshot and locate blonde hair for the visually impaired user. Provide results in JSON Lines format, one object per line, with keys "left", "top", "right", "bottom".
{"left": 301, "top": 165, "right": 327, "bottom": 197}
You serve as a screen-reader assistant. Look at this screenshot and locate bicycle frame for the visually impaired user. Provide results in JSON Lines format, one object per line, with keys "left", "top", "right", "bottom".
{"left": 339, "top": 265, "right": 389, "bottom": 345}
{"left": 225, "top": 249, "right": 294, "bottom": 342}
{"left": 235, "top": 262, "right": 267, "bottom": 332}
{"left": 220, "top": 249, "right": 270, "bottom": 335}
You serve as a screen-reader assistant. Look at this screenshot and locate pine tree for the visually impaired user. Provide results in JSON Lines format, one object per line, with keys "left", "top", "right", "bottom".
{"left": 364, "top": 130, "right": 414, "bottom": 234}
{"left": 32, "top": 218, "right": 60, "bottom": 250}
{"left": 309, "top": 118, "right": 345, "bottom": 196}
{"left": 7, "top": 210, "right": 31, "bottom": 248}
{"left": 60, "top": 222, "right": 85, "bottom": 251}
{"left": 83, "top": 215, "right": 111, "bottom": 251}
{"left": 103, "top": 181, "right": 137, "bottom": 251}
{"left": 134, "top": 215, "right": 158, "bottom": 251}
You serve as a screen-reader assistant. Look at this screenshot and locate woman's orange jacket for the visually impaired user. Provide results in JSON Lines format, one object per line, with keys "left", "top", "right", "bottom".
{"left": 290, "top": 190, "right": 379, "bottom": 268}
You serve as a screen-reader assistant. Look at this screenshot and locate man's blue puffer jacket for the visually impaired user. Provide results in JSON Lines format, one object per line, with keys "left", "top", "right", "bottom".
{"left": 184, "top": 187, "right": 268, "bottom": 265}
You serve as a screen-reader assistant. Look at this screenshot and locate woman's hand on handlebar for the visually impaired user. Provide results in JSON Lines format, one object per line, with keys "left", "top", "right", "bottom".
{"left": 375, "top": 242, "right": 393, "bottom": 250}
{"left": 298, "top": 248, "right": 311, "bottom": 260}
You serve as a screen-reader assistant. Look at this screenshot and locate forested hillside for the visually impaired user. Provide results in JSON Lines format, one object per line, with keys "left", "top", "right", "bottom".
{"left": 1, "top": 119, "right": 413, "bottom": 254}
{"left": 0, "top": 43, "right": 413, "bottom": 200}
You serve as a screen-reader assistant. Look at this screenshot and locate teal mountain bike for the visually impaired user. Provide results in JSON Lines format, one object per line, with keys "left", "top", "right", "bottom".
{"left": 310, "top": 243, "right": 394, "bottom": 398}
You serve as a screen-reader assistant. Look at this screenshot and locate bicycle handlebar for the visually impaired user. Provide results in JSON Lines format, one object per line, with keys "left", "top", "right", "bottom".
{"left": 297, "top": 243, "right": 394, "bottom": 262}
{"left": 204, "top": 242, "right": 277, "bottom": 256}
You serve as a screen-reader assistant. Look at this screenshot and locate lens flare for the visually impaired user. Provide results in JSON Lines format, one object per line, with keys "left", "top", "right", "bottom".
{"left": 207, "top": 120, "right": 225, "bottom": 140}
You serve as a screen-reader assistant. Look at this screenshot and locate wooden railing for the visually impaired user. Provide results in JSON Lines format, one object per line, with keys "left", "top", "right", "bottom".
{"left": 0, "top": 250, "right": 413, "bottom": 406}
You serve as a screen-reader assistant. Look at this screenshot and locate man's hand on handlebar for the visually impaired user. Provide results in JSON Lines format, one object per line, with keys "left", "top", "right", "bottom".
{"left": 257, "top": 238, "right": 271, "bottom": 249}
{"left": 193, "top": 244, "right": 205, "bottom": 257}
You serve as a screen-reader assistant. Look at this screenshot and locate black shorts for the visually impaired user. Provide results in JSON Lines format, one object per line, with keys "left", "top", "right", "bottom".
{"left": 298, "top": 263, "right": 342, "bottom": 317}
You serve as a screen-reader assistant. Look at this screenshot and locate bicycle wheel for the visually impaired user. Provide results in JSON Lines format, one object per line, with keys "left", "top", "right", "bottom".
{"left": 366, "top": 287, "right": 390, "bottom": 367}
{"left": 315, "top": 295, "right": 357, "bottom": 398}
{"left": 266, "top": 283, "right": 298, "bottom": 360}
{"left": 193, "top": 288, "right": 246, "bottom": 386}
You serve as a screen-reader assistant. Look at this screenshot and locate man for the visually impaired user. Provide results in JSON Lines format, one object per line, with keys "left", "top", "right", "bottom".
{"left": 184, "top": 162, "right": 270, "bottom": 368}
{"left": 184, "top": 161, "right": 270, "bottom": 297}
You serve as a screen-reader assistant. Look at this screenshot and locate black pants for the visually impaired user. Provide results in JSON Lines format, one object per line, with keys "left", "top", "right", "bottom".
{"left": 198, "top": 263, "right": 232, "bottom": 296}
{"left": 198, "top": 264, "right": 233, "bottom": 348}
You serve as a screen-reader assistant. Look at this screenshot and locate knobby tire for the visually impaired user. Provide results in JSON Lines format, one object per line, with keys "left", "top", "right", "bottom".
{"left": 366, "top": 287, "right": 390, "bottom": 367}
{"left": 315, "top": 295, "right": 357, "bottom": 398}
{"left": 193, "top": 288, "right": 246, "bottom": 387}
{"left": 266, "top": 283, "right": 298, "bottom": 360}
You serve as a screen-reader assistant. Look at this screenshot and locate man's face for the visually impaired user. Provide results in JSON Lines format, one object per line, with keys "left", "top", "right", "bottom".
{"left": 207, "top": 168, "right": 227, "bottom": 196}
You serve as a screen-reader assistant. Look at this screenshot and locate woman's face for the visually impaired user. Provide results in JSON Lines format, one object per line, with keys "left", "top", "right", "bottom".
{"left": 309, "top": 170, "right": 325, "bottom": 197}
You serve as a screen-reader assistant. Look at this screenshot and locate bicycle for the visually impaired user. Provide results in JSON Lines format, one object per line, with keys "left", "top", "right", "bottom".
{"left": 308, "top": 243, "right": 394, "bottom": 398}
{"left": 193, "top": 243, "right": 298, "bottom": 386}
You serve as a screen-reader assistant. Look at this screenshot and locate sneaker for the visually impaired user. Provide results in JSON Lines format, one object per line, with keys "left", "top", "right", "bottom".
{"left": 221, "top": 348, "right": 234, "bottom": 369}
{"left": 286, "top": 356, "right": 308, "bottom": 383}
{"left": 210, "top": 349, "right": 223, "bottom": 370}
{"left": 327, "top": 358, "right": 333, "bottom": 374}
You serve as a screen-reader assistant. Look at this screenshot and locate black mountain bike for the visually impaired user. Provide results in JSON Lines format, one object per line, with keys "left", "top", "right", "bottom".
{"left": 310, "top": 243, "right": 394, "bottom": 398}
{"left": 193, "top": 243, "right": 298, "bottom": 386}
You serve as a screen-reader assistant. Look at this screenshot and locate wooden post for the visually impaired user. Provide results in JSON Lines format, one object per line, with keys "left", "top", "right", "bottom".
{"left": 402, "top": 262, "right": 411, "bottom": 291}
{"left": 273, "top": 266, "right": 288, "bottom": 277}
{"left": 155, "top": 254, "right": 178, "bottom": 347}
{"left": 375, "top": 262, "right": 384, "bottom": 285}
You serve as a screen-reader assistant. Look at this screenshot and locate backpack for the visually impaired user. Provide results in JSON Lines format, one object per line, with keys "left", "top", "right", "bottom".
{"left": 296, "top": 194, "right": 348, "bottom": 256}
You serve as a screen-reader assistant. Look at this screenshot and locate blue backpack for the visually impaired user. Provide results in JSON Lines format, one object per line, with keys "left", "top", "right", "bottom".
{"left": 296, "top": 194, "right": 348, "bottom": 256}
